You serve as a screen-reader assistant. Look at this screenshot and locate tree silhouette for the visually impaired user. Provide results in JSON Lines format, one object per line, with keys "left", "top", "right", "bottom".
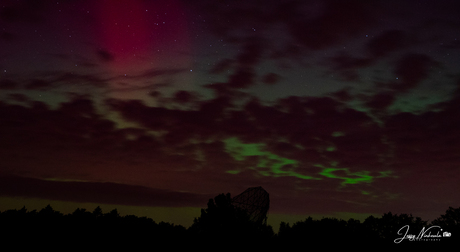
{"left": 0, "top": 205, "right": 189, "bottom": 249}
{"left": 276, "top": 216, "right": 364, "bottom": 248}
{"left": 1, "top": 203, "right": 457, "bottom": 249}
{"left": 431, "top": 206, "right": 460, "bottom": 245}
{"left": 92, "top": 206, "right": 103, "bottom": 218}
{"left": 189, "top": 193, "right": 274, "bottom": 247}
{"left": 363, "top": 212, "right": 427, "bottom": 243}
{"left": 432, "top": 206, "right": 460, "bottom": 227}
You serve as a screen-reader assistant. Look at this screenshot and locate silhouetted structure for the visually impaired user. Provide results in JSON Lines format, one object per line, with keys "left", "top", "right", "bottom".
{"left": 232, "top": 186, "right": 269, "bottom": 225}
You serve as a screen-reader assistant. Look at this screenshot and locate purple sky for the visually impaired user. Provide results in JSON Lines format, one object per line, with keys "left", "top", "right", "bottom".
{"left": 1, "top": 0, "right": 459, "bottom": 228}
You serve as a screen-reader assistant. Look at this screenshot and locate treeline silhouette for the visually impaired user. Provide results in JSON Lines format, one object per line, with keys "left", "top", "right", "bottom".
{"left": 1, "top": 193, "right": 458, "bottom": 249}
{"left": 0, "top": 204, "right": 187, "bottom": 249}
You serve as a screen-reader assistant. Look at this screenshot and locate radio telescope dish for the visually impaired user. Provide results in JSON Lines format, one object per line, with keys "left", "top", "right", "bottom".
{"left": 232, "top": 186, "right": 269, "bottom": 224}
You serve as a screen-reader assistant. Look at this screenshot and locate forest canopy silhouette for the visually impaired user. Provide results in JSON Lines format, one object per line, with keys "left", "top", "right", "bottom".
{"left": 0, "top": 193, "right": 458, "bottom": 249}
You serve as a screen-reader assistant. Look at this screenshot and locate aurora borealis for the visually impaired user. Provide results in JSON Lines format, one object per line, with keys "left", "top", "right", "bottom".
{"left": 1, "top": 0, "right": 459, "bottom": 228}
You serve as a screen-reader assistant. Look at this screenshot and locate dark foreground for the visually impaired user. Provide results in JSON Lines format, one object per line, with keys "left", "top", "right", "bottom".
{"left": 1, "top": 204, "right": 458, "bottom": 250}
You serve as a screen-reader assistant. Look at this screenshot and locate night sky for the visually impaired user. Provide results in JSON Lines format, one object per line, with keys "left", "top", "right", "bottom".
{"left": 1, "top": 0, "right": 460, "bottom": 228}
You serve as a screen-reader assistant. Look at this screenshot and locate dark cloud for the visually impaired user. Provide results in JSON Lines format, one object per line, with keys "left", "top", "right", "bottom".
{"left": 441, "top": 38, "right": 460, "bottom": 49}
{"left": 0, "top": 31, "right": 15, "bottom": 41}
{"left": 0, "top": 79, "right": 19, "bottom": 90}
{"left": 2, "top": 67, "right": 183, "bottom": 94}
{"left": 236, "top": 37, "right": 265, "bottom": 66}
{"left": 0, "top": 98, "right": 179, "bottom": 184}
{"left": 286, "top": 0, "right": 375, "bottom": 50}
{"left": 209, "top": 59, "right": 234, "bottom": 74}
{"left": 358, "top": 53, "right": 440, "bottom": 113}
{"left": 365, "top": 91, "right": 397, "bottom": 111}
{"left": 330, "top": 89, "right": 353, "bottom": 102}
{"left": 329, "top": 54, "right": 372, "bottom": 71}
{"left": 107, "top": 99, "right": 181, "bottom": 130}
{"left": 7, "top": 93, "right": 29, "bottom": 102}
{"left": 52, "top": 72, "right": 107, "bottom": 87}
{"left": 173, "top": 90, "right": 196, "bottom": 104}
{"left": 107, "top": 97, "right": 234, "bottom": 144}
{"left": 25, "top": 79, "right": 53, "bottom": 90}
{"left": 0, "top": 98, "right": 115, "bottom": 154}
{"left": 0, "top": 0, "right": 46, "bottom": 23}
{"left": 366, "top": 30, "right": 413, "bottom": 58}
{"left": 261, "top": 73, "right": 280, "bottom": 85}
{"left": 227, "top": 68, "right": 256, "bottom": 89}
{"left": 47, "top": 53, "right": 99, "bottom": 69}
{"left": 217, "top": 37, "right": 266, "bottom": 89}
{"left": 186, "top": 0, "right": 276, "bottom": 39}
{"left": 96, "top": 49, "right": 115, "bottom": 62}
{"left": 392, "top": 53, "right": 439, "bottom": 92}
{"left": 384, "top": 105, "right": 460, "bottom": 179}
{"left": 148, "top": 90, "right": 162, "bottom": 98}
{"left": 327, "top": 53, "right": 373, "bottom": 81}
{"left": 132, "top": 68, "right": 187, "bottom": 80}
{"left": 2, "top": 72, "right": 109, "bottom": 93}
{"left": 324, "top": 29, "right": 419, "bottom": 83}
{"left": 194, "top": 0, "right": 377, "bottom": 51}
{"left": 0, "top": 174, "right": 208, "bottom": 207}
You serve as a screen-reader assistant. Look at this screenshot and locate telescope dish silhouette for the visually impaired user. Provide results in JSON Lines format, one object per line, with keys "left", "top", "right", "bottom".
{"left": 232, "top": 186, "right": 269, "bottom": 224}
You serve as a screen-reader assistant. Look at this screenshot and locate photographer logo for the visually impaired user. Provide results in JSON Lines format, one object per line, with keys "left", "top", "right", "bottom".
{"left": 394, "top": 225, "right": 451, "bottom": 243}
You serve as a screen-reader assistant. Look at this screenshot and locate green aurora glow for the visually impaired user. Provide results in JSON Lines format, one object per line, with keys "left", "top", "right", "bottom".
{"left": 224, "top": 137, "right": 395, "bottom": 186}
